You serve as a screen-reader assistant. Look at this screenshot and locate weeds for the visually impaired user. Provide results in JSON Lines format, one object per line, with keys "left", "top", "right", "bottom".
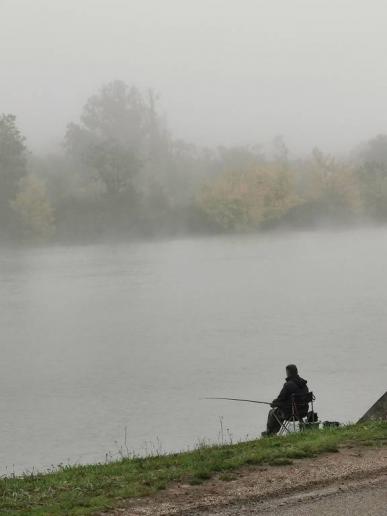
{"left": 0, "top": 422, "right": 386, "bottom": 515}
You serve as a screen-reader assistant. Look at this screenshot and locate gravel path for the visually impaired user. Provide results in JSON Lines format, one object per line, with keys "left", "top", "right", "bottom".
{"left": 191, "top": 475, "right": 387, "bottom": 515}
{"left": 267, "top": 481, "right": 387, "bottom": 516}
{"left": 107, "top": 445, "right": 387, "bottom": 516}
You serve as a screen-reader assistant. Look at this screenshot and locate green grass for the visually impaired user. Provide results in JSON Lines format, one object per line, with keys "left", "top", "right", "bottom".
{"left": 1, "top": 422, "right": 386, "bottom": 515}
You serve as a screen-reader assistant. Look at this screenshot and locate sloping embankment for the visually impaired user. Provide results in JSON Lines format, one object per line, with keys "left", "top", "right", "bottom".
{"left": 116, "top": 439, "right": 387, "bottom": 515}
{"left": 1, "top": 422, "right": 386, "bottom": 515}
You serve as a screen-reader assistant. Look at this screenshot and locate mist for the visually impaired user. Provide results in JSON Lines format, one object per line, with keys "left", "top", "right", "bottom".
{"left": 1, "top": 0, "right": 387, "bottom": 483}
{"left": 2, "top": 1, "right": 387, "bottom": 243}
{"left": 2, "top": 0, "right": 387, "bottom": 154}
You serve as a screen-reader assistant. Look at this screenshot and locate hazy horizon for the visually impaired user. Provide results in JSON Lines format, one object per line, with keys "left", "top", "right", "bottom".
{"left": 2, "top": 0, "right": 387, "bottom": 155}
{"left": 1, "top": 0, "right": 387, "bottom": 494}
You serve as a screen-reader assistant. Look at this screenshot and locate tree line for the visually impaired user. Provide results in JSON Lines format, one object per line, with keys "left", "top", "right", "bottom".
{"left": 2, "top": 80, "right": 387, "bottom": 242}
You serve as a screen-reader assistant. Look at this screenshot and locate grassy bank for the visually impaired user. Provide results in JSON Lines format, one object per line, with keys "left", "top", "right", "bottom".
{"left": 1, "top": 422, "right": 387, "bottom": 515}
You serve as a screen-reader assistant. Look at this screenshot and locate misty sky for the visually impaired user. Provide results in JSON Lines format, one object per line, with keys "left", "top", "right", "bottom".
{"left": 1, "top": 0, "right": 387, "bottom": 155}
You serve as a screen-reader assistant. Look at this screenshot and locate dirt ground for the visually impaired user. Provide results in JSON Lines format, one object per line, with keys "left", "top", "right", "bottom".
{"left": 188, "top": 475, "right": 387, "bottom": 515}
{"left": 104, "top": 444, "right": 387, "bottom": 515}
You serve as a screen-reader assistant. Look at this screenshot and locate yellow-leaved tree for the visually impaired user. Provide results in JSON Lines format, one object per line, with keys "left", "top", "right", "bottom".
{"left": 294, "top": 149, "right": 363, "bottom": 220}
{"left": 198, "top": 164, "right": 300, "bottom": 231}
{"left": 12, "top": 175, "right": 55, "bottom": 241}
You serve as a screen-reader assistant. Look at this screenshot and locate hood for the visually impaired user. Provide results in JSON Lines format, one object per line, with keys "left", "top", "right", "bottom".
{"left": 286, "top": 374, "right": 307, "bottom": 388}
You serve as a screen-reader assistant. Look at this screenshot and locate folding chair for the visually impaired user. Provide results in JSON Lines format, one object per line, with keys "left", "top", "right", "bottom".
{"left": 274, "top": 392, "right": 318, "bottom": 435}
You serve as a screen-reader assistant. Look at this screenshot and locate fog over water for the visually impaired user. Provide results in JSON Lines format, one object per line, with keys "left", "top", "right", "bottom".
{"left": 2, "top": 1, "right": 387, "bottom": 475}
{"left": 1, "top": 229, "right": 386, "bottom": 473}
{"left": 2, "top": 0, "right": 387, "bottom": 153}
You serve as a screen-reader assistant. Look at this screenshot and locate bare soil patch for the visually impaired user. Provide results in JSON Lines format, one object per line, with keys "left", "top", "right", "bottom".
{"left": 105, "top": 444, "right": 387, "bottom": 515}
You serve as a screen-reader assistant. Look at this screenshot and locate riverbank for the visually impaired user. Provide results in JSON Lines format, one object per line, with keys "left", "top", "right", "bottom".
{"left": 119, "top": 436, "right": 387, "bottom": 515}
{"left": 1, "top": 422, "right": 386, "bottom": 515}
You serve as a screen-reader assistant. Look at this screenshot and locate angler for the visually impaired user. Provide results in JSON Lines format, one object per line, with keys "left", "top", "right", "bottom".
{"left": 262, "top": 364, "right": 309, "bottom": 437}
{"left": 203, "top": 363, "right": 312, "bottom": 437}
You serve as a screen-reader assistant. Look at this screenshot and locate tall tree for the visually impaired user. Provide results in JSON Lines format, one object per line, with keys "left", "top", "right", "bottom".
{"left": 65, "top": 81, "right": 163, "bottom": 198}
{"left": 0, "top": 114, "right": 27, "bottom": 234}
{"left": 357, "top": 134, "right": 387, "bottom": 166}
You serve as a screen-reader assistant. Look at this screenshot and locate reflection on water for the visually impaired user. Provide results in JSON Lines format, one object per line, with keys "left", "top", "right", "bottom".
{"left": 1, "top": 229, "right": 386, "bottom": 473}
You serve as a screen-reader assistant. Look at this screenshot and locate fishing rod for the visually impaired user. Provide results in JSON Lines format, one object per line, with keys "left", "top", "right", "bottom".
{"left": 203, "top": 397, "right": 271, "bottom": 406}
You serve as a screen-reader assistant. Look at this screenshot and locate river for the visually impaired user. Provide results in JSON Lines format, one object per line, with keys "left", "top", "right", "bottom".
{"left": 1, "top": 229, "right": 386, "bottom": 474}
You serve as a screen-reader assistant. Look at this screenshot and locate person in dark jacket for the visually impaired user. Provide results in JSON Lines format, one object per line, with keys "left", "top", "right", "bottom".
{"left": 262, "top": 364, "right": 309, "bottom": 436}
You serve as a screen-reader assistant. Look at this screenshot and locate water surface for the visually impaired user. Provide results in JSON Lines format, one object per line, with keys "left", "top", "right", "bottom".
{"left": 1, "top": 229, "right": 386, "bottom": 473}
